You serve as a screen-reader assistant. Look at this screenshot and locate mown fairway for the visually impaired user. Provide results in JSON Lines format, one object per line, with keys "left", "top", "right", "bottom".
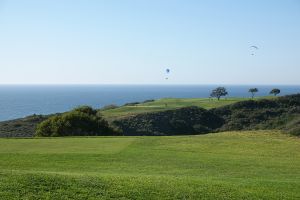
{"left": 0, "top": 131, "right": 299, "bottom": 199}
{"left": 102, "top": 97, "right": 248, "bottom": 120}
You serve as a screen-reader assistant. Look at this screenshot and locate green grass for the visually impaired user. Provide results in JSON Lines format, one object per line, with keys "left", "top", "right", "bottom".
{"left": 102, "top": 97, "right": 249, "bottom": 121}
{"left": 0, "top": 131, "right": 299, "bottom": 199}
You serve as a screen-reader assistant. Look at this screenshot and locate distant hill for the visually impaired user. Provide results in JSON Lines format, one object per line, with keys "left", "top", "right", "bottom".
{"left": 101, "top": 97, "right": 245, "bottom": 121}
{"left": 0, "top": 97, "right": 245, "bottom": 137}
{"left": 0, "top": 94, "right": 299, "bottom": 137}
{"left": 213, "top": 94, "right": 300, "bottom": 133}
{"left": 113, "top": 94, "right": 300, "bottom": 136}
{"left": 0, "top": 115, "right": 49, "bottom": 137}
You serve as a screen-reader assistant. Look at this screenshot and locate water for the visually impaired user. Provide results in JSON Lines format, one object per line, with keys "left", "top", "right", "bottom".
{"left": 0, "top": 85, "right": 299, "bottom": 121}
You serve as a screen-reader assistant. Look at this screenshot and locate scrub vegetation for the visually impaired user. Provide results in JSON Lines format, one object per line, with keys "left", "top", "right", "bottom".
{"left": 114, "top": 94, "right": 300, "bottom": 136}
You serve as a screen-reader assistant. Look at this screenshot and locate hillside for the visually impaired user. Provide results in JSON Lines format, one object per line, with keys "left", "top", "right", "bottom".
{"left": 102, "top": 97, "right": 246, "bottom": 121}
{"left": 0, "top": 114, "right": 49, "bottom": 137}
{"left": 113, "top": 94, "right": 300, "bottom": 136}
{"left": 0, "top": 97, "right": 246, "bottom": 137}
{"left": 0, "top": 95, "right": 298, "bottom": 137}
{"left": 114, "top": 106, "right": 224, "bottom": 135}
{"left": 0, "top": 131, "right": 299, "bottom": 199}
{"left": 213, "top": 94, "right": 300, "bottom": 132}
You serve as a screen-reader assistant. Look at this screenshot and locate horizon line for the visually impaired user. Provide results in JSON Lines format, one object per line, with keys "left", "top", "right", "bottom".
{"left": 0, "top": 83, "right": 299, "bottom": 86}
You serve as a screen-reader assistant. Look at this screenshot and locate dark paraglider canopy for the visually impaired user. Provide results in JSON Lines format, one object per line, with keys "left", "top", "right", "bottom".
{"left": 250, "top": 45, "right": 259, "bottom": 55}
{"left": 250, "top": 45, "right": 259, "bottom": 49}
{"left": 166, "top": 69, "right": 170, "bottom": 73}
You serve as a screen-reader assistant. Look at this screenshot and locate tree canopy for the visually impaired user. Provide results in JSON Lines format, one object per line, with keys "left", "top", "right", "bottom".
{"left": 210, "top": 87, "right": 228, "bottom": 100}
{"left": 270, "top": 88, "right": 280, "bottom": 96}
{"left": 248, "top": 88, "right": 258, "bottom": 98}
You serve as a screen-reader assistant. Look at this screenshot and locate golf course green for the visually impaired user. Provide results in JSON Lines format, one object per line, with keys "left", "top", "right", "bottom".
{"left": 0, "top": 131, "right": 299, "bottom": 199}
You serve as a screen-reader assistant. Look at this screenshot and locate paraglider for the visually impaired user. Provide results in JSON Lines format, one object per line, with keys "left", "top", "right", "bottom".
{"left": 165, "top": 68, "right": 170, "bottom": 80}
{"left": 250, "top": 45, "right": 259, "bottom": 55}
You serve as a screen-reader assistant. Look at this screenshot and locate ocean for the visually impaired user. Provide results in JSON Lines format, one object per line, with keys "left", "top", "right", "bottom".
{"left": 0, "top": 85, "right": 299, "bottom": 121}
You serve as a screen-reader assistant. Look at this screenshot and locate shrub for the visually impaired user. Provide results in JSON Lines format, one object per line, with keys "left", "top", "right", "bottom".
{"left": 142, "top": 99, "right": 155, "bottom": 103}
{"left": 100, "top": 104, "right": 119, "bottom": 110}
{"left": 124, "top": 102, "right": 140, "bottom": 106}
{"left": 284, "top": 115, "right": 300, "bottom": 136}
{"left": 35, "top": 106, "right": 119, "bottom": 137}
{"left": 73, "top": 106, "right": 97, "bottom": 115}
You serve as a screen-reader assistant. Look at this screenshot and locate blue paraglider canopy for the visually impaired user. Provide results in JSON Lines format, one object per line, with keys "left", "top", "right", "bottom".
{"left": 165, "top": 68, "right": 171, "bottom": 80}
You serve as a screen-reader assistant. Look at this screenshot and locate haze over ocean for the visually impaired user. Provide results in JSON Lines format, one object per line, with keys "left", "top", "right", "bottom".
{"left": 0, "top": 85, "right": 298, "bottom": 121}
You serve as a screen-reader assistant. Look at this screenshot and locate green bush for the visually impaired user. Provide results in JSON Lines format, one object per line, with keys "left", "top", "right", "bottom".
{"left": 35, "top": 106, "right": 120, "bottom": 137}
{"left": 124, "top": 102, "right": 140, "bottom": 106}
{"left": 73, "top": 106, "right": 97, "bottom": 115}
{"left": 100, "top": 104, "right": 119, "bottom": 111}
{"left": 284, "top": 115, "right": 300, "bottom": 136}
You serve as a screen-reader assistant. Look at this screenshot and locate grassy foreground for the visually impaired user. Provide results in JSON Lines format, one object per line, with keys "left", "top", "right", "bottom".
{"left": 0, "top": 131, "right": 299, "bottom": 199}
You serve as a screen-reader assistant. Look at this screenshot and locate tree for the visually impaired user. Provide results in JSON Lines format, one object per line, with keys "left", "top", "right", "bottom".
{"left": 270, "top": 88, "right": 280, "bottom": 96}
{"left": 249, "top": 88, "right": 258, "bottom": 99}
{"left": 210, "top": 87, "right": 228, "bottom": 100}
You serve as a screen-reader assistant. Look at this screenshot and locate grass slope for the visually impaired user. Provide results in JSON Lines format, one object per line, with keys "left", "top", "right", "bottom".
{"left": 102, "top": 97, "right": 249, "bottom": 121}
{"left": 0, "top": 131, "right": 299, "bottom": 199}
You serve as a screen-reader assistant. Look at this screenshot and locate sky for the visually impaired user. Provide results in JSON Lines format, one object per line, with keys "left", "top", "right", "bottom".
{"left": 0, "top": 0, "right": 299, "bottom": 85}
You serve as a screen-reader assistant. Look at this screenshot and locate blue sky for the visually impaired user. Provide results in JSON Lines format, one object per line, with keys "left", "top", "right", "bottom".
{"left": 0, "top": 0, "right": 299, "bottom": 84}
